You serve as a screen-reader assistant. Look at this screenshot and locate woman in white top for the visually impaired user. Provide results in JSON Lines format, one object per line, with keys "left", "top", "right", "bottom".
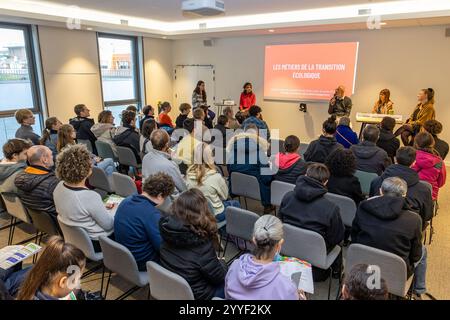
{"left": 54, "top": 144, "right": 115, "bottom": 252}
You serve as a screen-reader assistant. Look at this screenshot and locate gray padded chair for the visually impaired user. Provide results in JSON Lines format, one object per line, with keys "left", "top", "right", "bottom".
{"left": 324, "top": 193, "right": 357, "bottom": 227}
{"left": 230, "top": 172, "right": 260, "bottom": 209}
{"left": 99, "top": 236, "right": 149, "bottom": 300}
{"left": 116, "top": 146, "right": 141, "bottom": 170}
{"left": 1, "top": 193, "right": 35, "bottom": 245}
{"left": 270, "top": 139, "right": 285, "bottom": 154}
{"left": 27, "top": 208, "right": 61, "bottom": 243}
{"left": 146, "top": 261, "right": 194, "bottom": 300}
{"left": 354, "top": 170, "right": 378, "bottom": 196}
{"left": 270, "top": 180, "right": 295, "bottom": 207}
{"left": 77, "top": 139, "right": 93, "bottom": 153}
{"left": 112, "top": 172, "right": 137, "bottom": 197}
{"left": 223, "top": 207, "right": 259, "bottom": 261}
{"left": 89, "top": 166, "right": 114, "bottom": 194}
{"left": 95, "top": 140, "right": 118, "bottom": 162}
{"left": 281, "top": 223, "right": 342, "bottom": 300}
{"left": 345, "top": 243, "right": 414, "bottom": 298}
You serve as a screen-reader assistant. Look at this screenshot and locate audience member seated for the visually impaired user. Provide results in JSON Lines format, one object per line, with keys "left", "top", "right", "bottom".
{"left": 90, "top": 110, "right": 118, "bottom": 158}
{"left": 14, "top": 145, "right": 59, "bottom": 217}
{"left": 335, "top": 116, "right": 359, "bottom": 149}
{"left": 139, "top": 105, "right": 155, "bottom": 131}
{"left": 214, "top": 115, "right": 229, "bottom": 148}
{"left": 126, "top": 105, "right": 138, "bottom": 113}
{"left": 201, "top": 105, "right": 215, "bottom": 129}
{"left": 192, "top": 107, "right": 209, "bottom": 134}
{"left": 235, "top": 110, "right": 248, "bottom": 126}
{"left": 227, "top": 124, "right": 274, "bottom": 214}
{"left": 241, "top": 105, "right": 271, "bottom": 140}
{"left": 0, "top": 139, "right": 32, "bottom": 194}
{"left": 17, "top": 236, "right": 86, "bottom": 300}
{"left": 186, "top": 143, "right": 240, "bottom": 222}
{"left": 272, "top": 135, "right": 307, "bottom": 185}
{"left": 370, "top": 147, "right": 433, "bottom": 229}
{"left": 159, "top": 189, "right": 227, "bottom": 300}
{"left": 175, "top": 103, "right": 192, "bottom": 129}
{"left": 279, "top": 163, "right": 345, "bottom": 254}
{"left": 173, "top": 118, "right": 203, "bottom": 167}
{"left": 69, "top": 104, "right": 97, "bottom": 154}
{"left": 304, "top": 115, "right": 343, "bottom": 163}
{"left": 40, "top": 117, "right": 62, "bottom": 159}
{"left": 412, "top": 132, "right": 446, "bottom": 200}
{"left": 423, "top": 119, "right": 449, "bottom": 160}
{"left": 376, "top": 117, "right": 400, "bottom": 161}
{"left": 14, "top": 109, "right": 40, "bottom": 145}
{"left": 114, "top": 173, "right": 175, "bottom": 271}
{"left": 225, "top": 215, "right": 302, "bottom": 300}
{"left": 158, "top": 101, "right": 175, "bottom": 130}
{"left": 325, "top": 149, "right": 364, "bottom": 205}
{"left": 223, "top": 106, "right": 240, "bottom": 130}
{"left": 350, "top": 124, "right": 391, "bottom": 175}
{"left": 112, "top": 110, "right": 141, "bottom": 161}
{"left": 142, "top": 129, "right": 187, "bottom": 194}
{"left": 139, "top": 118, "right": 157, "bottom": 156}
{"left": 58, "top": 124, "right": 115, "bottom": 176}
{"left": 351, "top": 177, "right": 427, "bottom": 299}
{"left": 54, "top": 144, "right": 115, "bottom": 252}
{"left": 341, "top": 264, "right": 388, "bottom": 300}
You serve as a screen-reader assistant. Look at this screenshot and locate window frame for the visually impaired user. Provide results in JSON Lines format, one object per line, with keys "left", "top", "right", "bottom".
{"left": 0, "top": 22, "right": 43, "bottom": 118}
{"left": 96, "top": 33, "right": 142, "bottom": 110}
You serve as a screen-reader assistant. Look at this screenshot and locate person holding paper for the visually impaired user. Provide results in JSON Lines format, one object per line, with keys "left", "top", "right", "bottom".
{"left": 372, "top": 89, "right": 394, "bottom": 114}
{"left": 239, "top": 82, "right": 256, "bottom": 112}
{"left": 225, "top": 215, "right": 305, "bottom": 300}
{"left": 328, "top": 85, "right": 352, "bottom": 117}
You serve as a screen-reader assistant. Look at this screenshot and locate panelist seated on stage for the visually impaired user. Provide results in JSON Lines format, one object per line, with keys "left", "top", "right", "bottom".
{"left": 372, "top": 89, "right": 394, "bottom": 114}
{"left": 328, "top": 85, "right": 352, "bottom": 117}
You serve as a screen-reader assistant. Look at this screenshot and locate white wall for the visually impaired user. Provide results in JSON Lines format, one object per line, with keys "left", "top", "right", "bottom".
{"left": 172, "top": 26, "right": 450, "bottom": 143}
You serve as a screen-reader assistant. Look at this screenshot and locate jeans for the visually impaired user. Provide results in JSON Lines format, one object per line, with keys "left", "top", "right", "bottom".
{"left": 213, "top": 283, "right": 225, "bottom": 299}
{"left": 413, "top": 245, "right": 427, "bottom": 295}
{"left": 96, "top": 158, "right": 116, "bottom": 176}
{"left": 215, "top": 199, "right": 241, "bottom": 222}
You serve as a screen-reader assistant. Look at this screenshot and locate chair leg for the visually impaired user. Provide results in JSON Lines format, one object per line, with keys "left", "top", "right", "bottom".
{"left": 327, "top": 268, "right": 333, "bottom": 300}
{"left": 222, "top": 234, "right": 229, "bottom": 258}
{"left": 116, "top": 285, "right": 140, "bottom": 300}
{"left": 104, "top": 270, "right": 112, "bottom": 300}
{"left": 429, "top": 218, "right": 434, "bottom": 245}
{"left": 100, "top": 265, "right": 105, "bottom": 298}
{"left": 7, "top": 217, "right": 15, "bottom": 245}
{"left": 147, "top": 285, "right": 151, "bottom": 300}
{"left": 244, "top": 197, "right": 248, "bottom": 209}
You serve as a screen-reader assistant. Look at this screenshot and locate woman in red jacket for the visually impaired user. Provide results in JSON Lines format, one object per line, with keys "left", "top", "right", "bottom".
{"left": 239, "top": 82, "right": 256, "bottom": 112}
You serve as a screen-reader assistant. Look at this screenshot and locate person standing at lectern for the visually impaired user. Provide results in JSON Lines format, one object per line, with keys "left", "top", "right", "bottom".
{"left": 328, "top": 85, "right": 353, "bottom": 118}
{"left": 239, "top": 82, "right": 256, "bottom": 112}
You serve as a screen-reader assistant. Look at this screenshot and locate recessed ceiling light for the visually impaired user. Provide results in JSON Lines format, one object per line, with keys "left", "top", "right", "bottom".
{"left": 268, "top": 29, "right": 275, "bottom": 33}
{"left": 86, "top": 27, "right": 93, "bottom": 31}
{"left": 162, "top": 36, "right": 168, "bottom": 39}
{"left": 380, "top": 22, "right": 387, "bottom": 25}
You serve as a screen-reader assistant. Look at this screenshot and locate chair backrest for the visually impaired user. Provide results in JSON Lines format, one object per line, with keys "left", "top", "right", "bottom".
{"left": 116, "top": 146, "right": 138, "bottom": 167}
{"left": 281, "top": 223, "right": 328, "bottom": 269}
{"left": 27, "top": 208, "right": 61, "bottom": 236}
{"left": 230, "top": 172, "right": 261, "bottom": 200}
{"left": 225, "top": 207, "right": 259, "bottom": 241}
{"left": 89, "top": 166, "right": 114, "bottom": 193}
{"left": 95, "top": 140, "right": 117, "bottom": 161}
{"left": 112, "top": 172, "right": 137, "bottom": 197}
{"left": 1, "top": 193, "right": 32, "bottom": 224}
{"left": 99, "top": 236, "right": 147, "bottom": 287}
{"left": 77, "top": 139, "right": 93, "bottom": 153}
{"left": 345, "top": 243, "right": 410, "bottom": 297}
{"left": 146, "top": 261, "right": 194, "bottom": 300}
{"left": 324, "top": 193, "right": 357, "bottom": 227}
{"left": 298, "top": 143, "right": 309, "bottom": 156}
{"left": 58, "top": 220, "right": 102, "bottom": 262}
{"left": 354, "top": 170, "right": 379, "bottom": 195}
{"left": 270, "top": 180, "right": 295, "bottom": 207}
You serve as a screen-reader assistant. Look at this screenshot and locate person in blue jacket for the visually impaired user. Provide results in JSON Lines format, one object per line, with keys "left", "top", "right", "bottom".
{"left": 335, "top": 116, "right": 359, "bottom": 149}
{"left": 114, "top": 172, "right": 175, "bottom": 271}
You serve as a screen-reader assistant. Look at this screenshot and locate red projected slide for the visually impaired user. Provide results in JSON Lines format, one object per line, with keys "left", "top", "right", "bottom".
{"left": 264, "top": 42, "right": 359, "bottom": 101}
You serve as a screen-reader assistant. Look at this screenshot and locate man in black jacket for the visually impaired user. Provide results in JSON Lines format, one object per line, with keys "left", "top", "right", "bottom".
{"left": 69, "top": 104, "right": 97, "bottom": 155}
{"left": 279, "top": 163, "right": 345, "bottom": 251}
{"left": 350, "top": 124, "right": 391, "bottom": 175}
{"left": 352, "top": 176, "right": 427, "bottom": 298}
{"left": 377, "top": 117, "right": 400, "bottom": 161}
{"left": 14, "top": 145, "right": 59, "bottom": 217}
{"left": 304, "top": 116, "right": 343, "bottom": 163}
{"left": 370, "top": 147, "right": 433, "bottom": 229}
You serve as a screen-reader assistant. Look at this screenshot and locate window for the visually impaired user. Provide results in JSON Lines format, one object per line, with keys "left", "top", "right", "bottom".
{"left": 0, "top": 24, "right": 42, "bottom": 148}
{"left": 98, "top": 34, "right": 141, "bottom": 125}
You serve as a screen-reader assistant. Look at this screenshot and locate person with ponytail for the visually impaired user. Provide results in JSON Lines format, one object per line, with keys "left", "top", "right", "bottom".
{"left": 412, "top": 132, "right": 446, "bottom": 200}
{"left": 395, "top": 88, "right": 436, "bottom": 146}
{"left": 17, "top": 236, "right": 86, "bottom": 300}
{"left": 225, "top": 215, "right": 302, "bottom": 300}
{"left": 304, "top": 115, "right": 343, "bottom": 163}
{"left": 40, "top": 117, "right": 62, "bottom": 159}
{"left": 159, "top": 189, "right": 227, "bottom": 300}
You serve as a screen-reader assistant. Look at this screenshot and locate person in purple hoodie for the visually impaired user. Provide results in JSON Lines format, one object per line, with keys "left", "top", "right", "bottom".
{"left": 225, "top": 215, "right": 303, "bottom": 300}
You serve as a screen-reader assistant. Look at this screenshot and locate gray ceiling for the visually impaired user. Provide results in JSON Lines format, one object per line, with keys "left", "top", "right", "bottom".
{"left": 42, "top": 0, "right": 392, "bottom": 22}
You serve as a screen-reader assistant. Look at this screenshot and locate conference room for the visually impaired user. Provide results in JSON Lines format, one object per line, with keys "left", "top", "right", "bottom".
{"left": 0, "top": 0, "right": 449, "bottom": 306}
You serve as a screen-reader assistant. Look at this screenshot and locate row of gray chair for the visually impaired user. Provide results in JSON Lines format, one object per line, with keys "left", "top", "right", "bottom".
{"left": 89, "top": 170, "right": 137, "bottom": 198}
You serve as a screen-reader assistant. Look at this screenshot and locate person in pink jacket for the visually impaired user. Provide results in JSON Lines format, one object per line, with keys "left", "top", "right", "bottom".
{"left": 412, "top": 132, "right": 446, "bottom": 200}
